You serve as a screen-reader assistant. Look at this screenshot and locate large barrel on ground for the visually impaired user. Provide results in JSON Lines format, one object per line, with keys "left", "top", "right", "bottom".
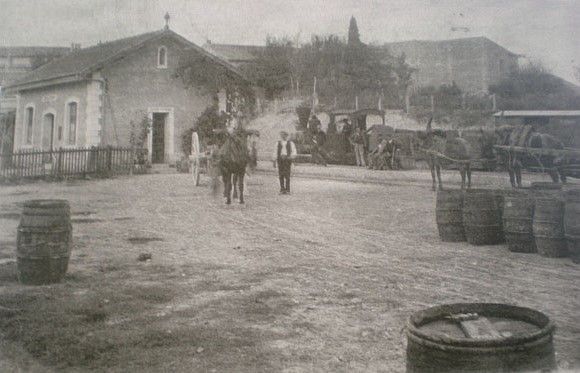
{"left": 564, "top": 188, "right": 580, "bottom": 262}
{"left": 533, "top": 198, "right": 568, "bottom": 257}
{"left": 436, "top": 190, "right": 465, "bottom": 242}
{"left": 16, "top": 200, "right": 72, "bottom": 285}
{"left": 463, "top": 190, "right": 503, "bottom": 245}
{"left": 502, "top": 192, "right": 536, "bottom": 253}
{"left": 406, "top": 303, "right": 556, "bottom": 373}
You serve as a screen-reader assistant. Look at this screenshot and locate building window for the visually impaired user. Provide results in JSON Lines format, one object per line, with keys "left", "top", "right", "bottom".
{"left": 67, "top": 102, "right": 77, "bottom": 145}
{"left": 157, "top": 46, "right": 167, "bottom": 68}
{"left": 25, "top": 107, "right": 34, "bottom": 145}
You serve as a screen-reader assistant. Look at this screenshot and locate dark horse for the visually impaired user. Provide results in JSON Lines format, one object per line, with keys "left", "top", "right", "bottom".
{"left": 420, "top": 118, "right": 474, "bottom": 191}
{"left": 495, "top": 125, "right": 568, "bottom": 188}
{"left": 216, "top": 127, "right": 258, "bottom": 204}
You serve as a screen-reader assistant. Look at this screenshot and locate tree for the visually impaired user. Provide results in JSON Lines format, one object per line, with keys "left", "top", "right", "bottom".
{"left": 489, "top": 63, "right": 580, "bottom": 110}
{"left": 348, "top": 16, "right": 361, "bottom": 45}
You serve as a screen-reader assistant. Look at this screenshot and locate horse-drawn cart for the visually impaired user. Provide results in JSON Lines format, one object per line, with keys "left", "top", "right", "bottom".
{"left": 493, "top": 145, "right": 580, "bottom": 177}
{"left": 189, "top": 132, "right": 216, "bottom": 186}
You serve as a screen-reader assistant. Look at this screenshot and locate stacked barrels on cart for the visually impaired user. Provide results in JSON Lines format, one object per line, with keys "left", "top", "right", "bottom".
{"left": 16, "top": 200, "right": 72, "bottom": 285}
{"left": 435, "top": 185, "right": 579, "bottom": 262}
{"left": 564, "top": 189, "right": 580, "bottom": 262}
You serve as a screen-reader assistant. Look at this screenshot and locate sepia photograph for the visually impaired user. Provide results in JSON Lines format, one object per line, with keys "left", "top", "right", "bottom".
{"left": 0, "top": 1, "right": 579, "bottom": 372}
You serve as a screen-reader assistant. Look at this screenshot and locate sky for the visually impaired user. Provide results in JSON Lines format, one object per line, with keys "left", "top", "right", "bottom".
{"left": 1, "top": 0, "right": 579, "bottom": 83}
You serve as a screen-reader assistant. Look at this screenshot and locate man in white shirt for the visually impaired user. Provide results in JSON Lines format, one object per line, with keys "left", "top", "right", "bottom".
{"left": 273, "top": 131, "right": 297, "bottom": 194}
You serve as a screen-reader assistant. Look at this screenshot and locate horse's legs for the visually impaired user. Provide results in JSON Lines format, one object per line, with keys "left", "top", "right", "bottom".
{"left": 466, "top": 163, "right": 472, "bottom": 189}
{"left": 507, "top": 153, "right": 516, "bottom": 188}
{"left": 238, "top": 172, "right": 245, "bottom": 204}
{"left": 232, "top": 173, "right": 238, "bottom": 199}
{"left": 223, "top": 171, "right": 232, "bottom": 204}
{"left": 429, "top": 159, "right": 437, "bottom": 191}
{"left": 436, "top": 163, "right": 443, "bottom": 190}
{"left": 548, "top": 168, "right": 559, "bottom": 183}
{"left": 514, "top": 157, "right": 522, "bottom": 188}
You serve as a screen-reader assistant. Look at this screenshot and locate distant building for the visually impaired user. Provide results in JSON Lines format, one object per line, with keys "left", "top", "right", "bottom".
{"left": 6, "top": 28, "right": 248, "bottom": 164}
{"left": 203, "top": 42, "right": 264, "bottom": 69}
{"left": 0, "top": 46, "right": 69, "bottom": 112}
{"left": 382, "top": 37, "right": 520, "bottom": 93}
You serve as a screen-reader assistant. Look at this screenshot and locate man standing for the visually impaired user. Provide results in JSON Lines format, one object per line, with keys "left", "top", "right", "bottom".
{"left": 273, "top": 131, "right": 297, "bottom": 194}
{"left": 349, "top": 127, "right": 366, "bottom": 167}
{"left": 311, "top": 125, "right": 328, "bottom": 166}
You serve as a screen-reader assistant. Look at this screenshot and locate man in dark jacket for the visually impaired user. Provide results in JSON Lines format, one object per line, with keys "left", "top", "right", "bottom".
{"left": 272, "top": 131, "right": 297, "bottom": 194}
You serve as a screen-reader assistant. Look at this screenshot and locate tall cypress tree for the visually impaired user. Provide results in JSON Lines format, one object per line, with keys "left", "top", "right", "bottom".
{"left": 348, "top": 16, "right": 360, "bottom": 45}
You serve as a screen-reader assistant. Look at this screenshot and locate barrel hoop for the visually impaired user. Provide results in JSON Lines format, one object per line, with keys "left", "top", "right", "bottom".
{"left": 406, "top": 329, "right": 553, "bottom": 354}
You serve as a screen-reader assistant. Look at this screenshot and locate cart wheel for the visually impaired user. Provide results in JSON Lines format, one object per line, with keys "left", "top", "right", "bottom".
{"left": 191, "top": 132, "right": 200, "bottom": 186}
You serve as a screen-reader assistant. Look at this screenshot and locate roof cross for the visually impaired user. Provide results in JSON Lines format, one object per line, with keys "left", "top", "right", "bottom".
{"left": 164, "top": 12, "right": 170, "bottom": 30}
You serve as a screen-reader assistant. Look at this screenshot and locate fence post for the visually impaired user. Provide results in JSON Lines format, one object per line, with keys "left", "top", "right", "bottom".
{"left": 430, "top": 95, "right": 435, "bottom": 114}
{"left": 107, "top": 145, "right": 113, "bottom": 174}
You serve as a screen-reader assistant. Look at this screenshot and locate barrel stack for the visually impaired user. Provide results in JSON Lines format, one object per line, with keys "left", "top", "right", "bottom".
{"left": 502, "top": 191, "right": 536, "bottom": 253}
{"left": 16, "top": 200, "right": 72, "bottom": 285}
{"left": 564, "top": 188, "right": 580, "bottom": 262}
{"left": 533, "top": 198, "right": 568, "bottom": 258}
{"left": 435, "top": 190, "right": 466, "bottom": 242}
{"left": 462, "top": 190, "right": 504, "bottom": 245}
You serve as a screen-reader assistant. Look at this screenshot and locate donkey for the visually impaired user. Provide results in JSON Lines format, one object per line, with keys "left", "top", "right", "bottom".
{"left": 216, "top": 127, "right": 259, "bottom": 204}
{"left": 421, "top": 118, "right": 474, "bottom": 191}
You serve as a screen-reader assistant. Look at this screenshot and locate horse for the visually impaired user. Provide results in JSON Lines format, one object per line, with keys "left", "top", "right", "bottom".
{"left": 216, "top": 127, "right": 258, "bottom": 204}
{"left": 494, "top": 126, "right": 568, "bottom": 188}
{"left": 419, "top": 118, "right": 474, "bottom": 191}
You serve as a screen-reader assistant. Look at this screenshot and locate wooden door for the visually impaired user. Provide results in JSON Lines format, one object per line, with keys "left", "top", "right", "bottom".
{"left": 151, "top": 113, "right": 166, "bottom": 163}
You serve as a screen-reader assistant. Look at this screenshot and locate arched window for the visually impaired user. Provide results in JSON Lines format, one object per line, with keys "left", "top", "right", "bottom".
{"left": 67, "top": 102, "right": 78, "bottom": 145}
{"left": 157, "top": 46, "right": 167, "bottom": 68}
{"left": 25, "top": 106, "right": 34, "bottom": 145}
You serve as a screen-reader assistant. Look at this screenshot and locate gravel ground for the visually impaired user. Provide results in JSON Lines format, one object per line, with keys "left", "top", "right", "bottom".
{"left": 0, "top": 170, "right": 578, "bottom": 372}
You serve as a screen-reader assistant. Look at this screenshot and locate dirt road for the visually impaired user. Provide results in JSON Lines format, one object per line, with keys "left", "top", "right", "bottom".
{"left": 0, "top": 172, "right": 578, "bottom": 372}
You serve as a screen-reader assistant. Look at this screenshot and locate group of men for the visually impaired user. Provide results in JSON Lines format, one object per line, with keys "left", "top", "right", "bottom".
{"left": 269, "top": 115, "right": 403, "bottom": 197}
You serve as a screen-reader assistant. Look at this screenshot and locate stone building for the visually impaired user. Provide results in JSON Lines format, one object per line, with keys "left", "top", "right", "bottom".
{"left": 6, "top": 28, "right": 248, "bottom": 164}
{"left": 383, "top": 37, "right": 520, "bottom": 93}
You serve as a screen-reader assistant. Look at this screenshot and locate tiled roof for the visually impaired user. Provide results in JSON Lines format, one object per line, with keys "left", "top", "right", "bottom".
{"left": 0, "top": 46, "right": 69, "bottom": 57}
{"left": 494, "top": 111, "right": 580, "bottom": 117}
{"left": 8, "top": 29, "right": 246, "bottom": 90}
{"left": 383, "top": 37, "right": 520, "bottom": 57}
{"left": 204, "top": 43, "right": 264, "bottom": 62}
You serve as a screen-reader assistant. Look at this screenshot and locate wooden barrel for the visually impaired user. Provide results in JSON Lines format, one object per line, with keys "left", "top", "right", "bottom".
{"left": 463, "top": 190, "right": 503, "bottom": 245}
{"left": 564, "top": 188, "right": 580, "bottom": 262}
{"left": 406, "top": 303, "right": 556, "bottom": 373}
{"left": 533, "top": 198, "right": 568, "bottom": 258}
{"left": 502, "top": 192, "right": 536, "bottom": 253}
{"left": 16, "top": 200, "right": 72, "bottom": 285}
{"left": 436, "top": 190, "right": 466, "bottom": 242}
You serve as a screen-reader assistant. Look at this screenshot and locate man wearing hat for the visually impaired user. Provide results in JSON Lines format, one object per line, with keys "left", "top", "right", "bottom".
{"left": 273, "top": 131, "right": 297, "bottom": 194}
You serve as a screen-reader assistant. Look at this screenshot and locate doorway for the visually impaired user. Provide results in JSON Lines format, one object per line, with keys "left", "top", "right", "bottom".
{"left": 151, "top": 112, "right": 167, "bottom": 164}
